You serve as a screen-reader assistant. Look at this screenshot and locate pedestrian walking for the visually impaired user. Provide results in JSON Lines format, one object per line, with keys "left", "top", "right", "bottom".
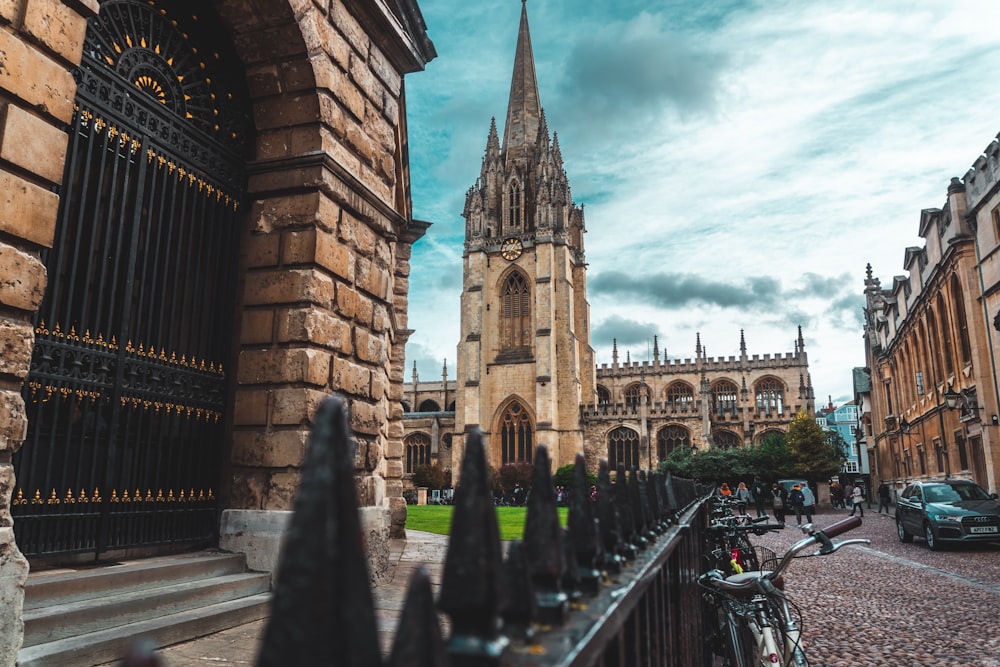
{"left": 752, "top": 475, "right": 769, "bottom": 518}
{"left": 789, "top": 484, "right": 806, "bottom": 525}
{"left": 800, "top": 483, "right": 816, "bottom": 523}
{"left": 830, "top": 481, "right": 844, "bottom": 509}
{"left": 843, "top": 482, "right": 854, "bottom": 510}
{"left": 877, "top": 481, "right": 891, "bottom": 514}
{"left": 735, "top": 481, "right": 752, "bottom": 515}
{"left": 770, "top": 483, "right": 788, "bottom": 524}
{"left": 849, "top": 484, "right": 865, "bottom": 517}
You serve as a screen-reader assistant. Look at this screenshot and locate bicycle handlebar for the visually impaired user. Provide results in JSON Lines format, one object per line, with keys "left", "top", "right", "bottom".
{"left": 818, "top": 515, "right": 862, "bottom": 539}
{"left": 700, "top": 518, "right": 870, "bottom": 593}
{"left": 708, "top": 521, "right": 785, "bottom": 535}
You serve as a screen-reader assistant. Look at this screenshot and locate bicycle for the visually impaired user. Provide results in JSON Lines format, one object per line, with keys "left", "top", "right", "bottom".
{"left": 699, "top": 516, "right": 869, "bottom": 667}
{"left": 705, "top": 515, "right": 784, "bottom": 575}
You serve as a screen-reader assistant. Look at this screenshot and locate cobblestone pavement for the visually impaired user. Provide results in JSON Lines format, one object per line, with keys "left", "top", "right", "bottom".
{"left": 136, "top": 509, "right": 1000, "bottom": 666}
{"left": 751, "top": 507, "right": 1000, "bottom": 667}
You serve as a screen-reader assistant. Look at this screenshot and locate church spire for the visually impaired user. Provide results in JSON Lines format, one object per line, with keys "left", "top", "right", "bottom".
{"left": 502, "top": 0, "right": 542, "bottom": 162}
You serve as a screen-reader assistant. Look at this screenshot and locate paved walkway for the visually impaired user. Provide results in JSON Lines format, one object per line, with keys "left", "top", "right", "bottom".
{"left": 149, "top": 530, "right": 449, "bottom": 666}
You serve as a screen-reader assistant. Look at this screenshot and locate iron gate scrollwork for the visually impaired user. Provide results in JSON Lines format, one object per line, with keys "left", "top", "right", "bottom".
{"left": 13, "top": 0, "right": 251, "bottom": 557}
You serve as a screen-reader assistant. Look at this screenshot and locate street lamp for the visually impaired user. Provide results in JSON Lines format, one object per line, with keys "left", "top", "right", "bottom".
{"left": 944, "top": 384, "right": 962, "bottom": 410}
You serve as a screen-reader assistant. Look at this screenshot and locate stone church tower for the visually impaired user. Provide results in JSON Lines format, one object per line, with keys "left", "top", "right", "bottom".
{"left": 452, "top": 1, "right": 596, "bottom": 473}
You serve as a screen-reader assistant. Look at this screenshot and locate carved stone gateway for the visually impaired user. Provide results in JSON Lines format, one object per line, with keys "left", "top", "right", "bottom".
{"left": 0, "top": 1, "right": 434, "bottom": 663}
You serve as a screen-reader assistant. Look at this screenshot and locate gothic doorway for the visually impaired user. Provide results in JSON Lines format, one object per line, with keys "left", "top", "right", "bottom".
{"left": 12, "top": 0, "right": 250, "bottom": 557}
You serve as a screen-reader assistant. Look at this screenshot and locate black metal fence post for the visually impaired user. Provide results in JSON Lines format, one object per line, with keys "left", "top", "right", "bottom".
{"left": 438, "top": 429, "right": 508, "bottom": 666}
{"left": 256, "top": 395, "right": 382, "bottom": 667}
{"left": 523, "top": 445, "right": 568, "bottom": 626}
{"left": 123, "top": 396, "right": 716, "bottom": 667}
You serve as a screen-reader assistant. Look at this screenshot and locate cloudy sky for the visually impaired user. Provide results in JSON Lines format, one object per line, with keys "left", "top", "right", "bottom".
{"left": 402, "top": 0, "right": 1000, "bottom": 406}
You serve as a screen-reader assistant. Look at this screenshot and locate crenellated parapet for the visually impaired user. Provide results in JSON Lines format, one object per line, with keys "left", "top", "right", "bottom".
{"left": 963, "top": 132, "right": 1000, "bottom": 211}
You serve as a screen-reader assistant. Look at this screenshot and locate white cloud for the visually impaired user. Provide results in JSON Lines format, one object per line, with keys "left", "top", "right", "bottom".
{"left": 404, "top": 0, "right": 1000, "bottom": 405}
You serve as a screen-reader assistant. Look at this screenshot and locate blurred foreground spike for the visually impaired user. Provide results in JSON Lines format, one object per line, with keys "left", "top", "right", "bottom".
{"left": 524, "top": 445, "right": 568, "bottom": 626}
{"left": 387, "top": 567, "right": 449, "bottom": 667}
{"left": 663, "top": 471, "right": 679, "bottom": 518}
{"left": 439, "top": 429, "right": 508, "bottom": 666}
{"left": 501, "top": 539, "right": 536, "bottom": 641}
{"left": 596, "top": 459, "right": 624, "bottom": 573}
{"left": 615, "top": 463, "right": 639, "bottom": 559}
{"left": 256, "top": 395, "right": 382, "bottom": 667}
{"left": 566, "top": 452, "right": 601, "bottom": 595}
{"left": 649, "top": 471, "right": 668, "bottom": 530}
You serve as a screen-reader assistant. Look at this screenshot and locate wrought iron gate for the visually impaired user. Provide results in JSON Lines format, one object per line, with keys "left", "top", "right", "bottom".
{"left": 12, "top": 0, "right": 249, "bottom": 557}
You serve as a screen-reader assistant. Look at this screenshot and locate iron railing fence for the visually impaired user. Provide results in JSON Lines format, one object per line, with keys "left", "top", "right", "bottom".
{"left": 238, "top": 395, "right": 713, "bottom": 667}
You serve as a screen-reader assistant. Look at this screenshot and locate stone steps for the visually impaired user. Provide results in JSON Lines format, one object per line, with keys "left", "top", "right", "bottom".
{"left": 18, "top": 551, "right": 271, "bottom": 667}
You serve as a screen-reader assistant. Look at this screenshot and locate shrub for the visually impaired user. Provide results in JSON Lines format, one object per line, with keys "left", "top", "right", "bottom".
{"left": 552, "top": 464, "right": 596, "bottom": 489}
{"left": 498, "top": 461, "right": 533, "bottom": 491}
{"left": 411, "top": 464, "right": 447, "bottom": 490}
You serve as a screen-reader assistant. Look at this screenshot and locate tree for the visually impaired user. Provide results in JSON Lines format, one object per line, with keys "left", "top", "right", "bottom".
{"left": 552, "top": 464, "right": 595, "bottom": 489}
{"left": 497, "top": 461, "right": 533, "bottom": 491}
{"left": 786, "top": 410, "right": 846, "bottom": 482}
{"left": 747, "top": 432, "right": 798, "bottom": 481}
{"left": 411, "top": 463, "right": 447, "bottom": 490}
{"left": 658, "top": 445, "right": 751, "bottom": 485}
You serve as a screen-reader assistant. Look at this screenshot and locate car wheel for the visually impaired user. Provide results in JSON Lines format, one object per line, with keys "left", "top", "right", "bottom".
{"left": 896, "top": 518, "right": 913, "bottom": 543}
{"left": 924, "top": 522, "right": 942, "bottom": 551}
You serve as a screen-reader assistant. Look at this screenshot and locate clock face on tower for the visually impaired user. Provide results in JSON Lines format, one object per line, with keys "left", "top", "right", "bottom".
{"left": 500, "top": 238, "right": 523, "bottom": 261}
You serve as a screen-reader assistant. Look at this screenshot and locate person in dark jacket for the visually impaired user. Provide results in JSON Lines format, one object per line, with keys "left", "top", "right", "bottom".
{"left": 770, "top": 483, "right": 788, "bottom": 524}
{"left": 752, "top": 475, "right": 769, "bottom": 518}
{"left": 789, "top": 485, "right": 806, "bottom": 525}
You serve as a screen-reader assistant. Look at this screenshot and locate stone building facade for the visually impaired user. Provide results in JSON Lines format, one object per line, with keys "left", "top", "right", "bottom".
{"left": 863, "top": 163, "right": 1000, "bottom": 496}
{"left": 0, "top": 0, "right": 434, "bottom": 661}
{"left": 401, "top": 4, "right": 813, "bottom": 483}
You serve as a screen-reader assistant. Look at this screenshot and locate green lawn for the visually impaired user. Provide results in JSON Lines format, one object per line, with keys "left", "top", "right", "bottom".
{"left": 405, "top": 505, "right": 569, "bottom": 541}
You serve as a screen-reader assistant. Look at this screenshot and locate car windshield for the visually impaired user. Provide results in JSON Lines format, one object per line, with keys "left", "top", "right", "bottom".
{"left": 923, "top": 483, "right": 991, "bottom": 503}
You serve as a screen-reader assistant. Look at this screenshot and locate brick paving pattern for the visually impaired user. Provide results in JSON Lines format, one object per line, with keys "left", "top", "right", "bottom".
{"left": 753, "top": 508, "right": 1000, "bottom": 667}
{"left": 152, "top": 510, "right": 1000, "bottom": 666}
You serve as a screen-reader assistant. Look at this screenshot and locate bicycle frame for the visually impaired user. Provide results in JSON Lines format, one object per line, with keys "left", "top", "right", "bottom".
{"left": 701, "top": 516, "right": 869, "bottom": 667}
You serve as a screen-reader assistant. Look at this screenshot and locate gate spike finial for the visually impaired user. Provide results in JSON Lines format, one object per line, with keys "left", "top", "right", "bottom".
{"left": 596, "top": 459, "right": 624, "bottom": 573}
{"left": 566, "top": 453, "right": 601, "bottom": 596}
{"left": 439, "top": 429, "right": 508, "bottom": 665}
{"left": 524, "top": 445, "right": 568, "bottom": 626}
{"left": 387, "top": 567, "right": 449, "bottom": 667}
{"left": 257, "top": 395, "right": 381, "bottom": 667}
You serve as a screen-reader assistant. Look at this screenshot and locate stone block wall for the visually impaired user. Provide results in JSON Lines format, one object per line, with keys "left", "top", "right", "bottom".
{"left": 0, "top": 0, "right": 434, "bottom": 658}
{"left": 217, "top": 0, "right": 434, "bottom": 547}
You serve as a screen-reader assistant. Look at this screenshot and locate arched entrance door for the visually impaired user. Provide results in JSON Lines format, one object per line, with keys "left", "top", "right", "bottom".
{"left": 13, "top": 0, "right": 250, "bottom": 557}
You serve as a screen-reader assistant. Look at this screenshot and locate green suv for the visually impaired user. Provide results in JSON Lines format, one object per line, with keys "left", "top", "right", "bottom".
{"left": 896, "top": 479, "right": 1000, "bottom": 550}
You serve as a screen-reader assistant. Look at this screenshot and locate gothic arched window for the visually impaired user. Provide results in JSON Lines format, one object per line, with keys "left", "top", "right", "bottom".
{"left": 712, "top": 380, "right": 739, "bottom": 416}
{"left": 500, "top": 401, "right": 533, "bottom": 464}
{"left": 418, "top": 399, "right": 441, "bottom": 413}
{"left": 657, "top": 424, "right": 691, "bottom": 460}
{"left": 501, "top": 272, "right": 531, "bottom": 351}
{"left": 936, "top": 293, "right": 954, "bottom": 375}
{"left": 508, "top": 181, "right": 522, "bottom": 230}
{"left": 951, "top": 275, "right": 972, "bottom": 365}
{"left": 608, "top": 427, "right": 640, "bottom": 471}
{"left": 405, "top": 433, "right": 431, "bottom": 474}
{"left": 665, "top": 382, "right": 694, "bottom": 411}
{"left": 624, "top": 383, "right": 650, "bottom": 412}
{"left": 713, "top": 430, "right": 740, "bottom": 449}
{"left": 597, "top": 386, "right": 611, "bottom": 406}
{"left": 755, "top": 378, "right": 784, "bottom": 414}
